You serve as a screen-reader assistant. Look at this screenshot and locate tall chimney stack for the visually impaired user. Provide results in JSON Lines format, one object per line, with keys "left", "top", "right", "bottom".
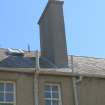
{"left": 38, "top": 0, "right": 68, "bottom": 67}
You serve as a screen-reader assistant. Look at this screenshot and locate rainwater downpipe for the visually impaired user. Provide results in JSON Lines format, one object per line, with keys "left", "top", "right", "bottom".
{"left": 71, "top": 55, "right": 83, "bottom": 105}
{"left": 33, "top": 50, "right": 40, "bottom": 105}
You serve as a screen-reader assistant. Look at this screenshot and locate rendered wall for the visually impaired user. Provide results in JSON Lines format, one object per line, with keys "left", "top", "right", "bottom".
{"left": 38, "top": 74, "right": 105, "bottom": 105}
{"left": 38, "top": 75, "right": 74, "bottom": 105}
{"left": 0, "top": 71, "right": 34, "bottom": 105}
{"left": 0, "top": 71, "right": 105, "bottom": 105}
{"left": 78, "top": 77, "right": 105, "bottom": 105}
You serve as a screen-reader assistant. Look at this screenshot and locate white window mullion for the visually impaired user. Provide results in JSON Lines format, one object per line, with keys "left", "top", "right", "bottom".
{"left": 58, "top": 85, "right": 62, "bottom": 105}
{"left": 0, "top": 81, "right": 16, "bottom": 105}
{"left": 4, "top": 83, "right": 6, "bottom": 102}
{"left": 51, "top": 86, "right": 53, "bottom": 105}
{"left": 14, "top": 82, "right": 16, "bottom": 105}
{"left": 45, "top": 84, "right": 62, "bottom": 105}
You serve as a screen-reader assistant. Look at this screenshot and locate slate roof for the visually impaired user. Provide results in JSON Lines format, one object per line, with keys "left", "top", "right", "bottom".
{"left": 0, "top": 48, "right": 105, "bottom": 76}
{"left": 68, "top": 56, "right": 105, "bottom": 75}
{"left": 0, "top": 48, "right": 57, "bottom": 68}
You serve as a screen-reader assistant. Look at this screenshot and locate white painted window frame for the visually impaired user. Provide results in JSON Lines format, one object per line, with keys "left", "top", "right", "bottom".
{"left": 44, "top": 83, "right": 62, "bottom": 105}
{"left": 0, "top": 81, "right": 16, "bottom": 105}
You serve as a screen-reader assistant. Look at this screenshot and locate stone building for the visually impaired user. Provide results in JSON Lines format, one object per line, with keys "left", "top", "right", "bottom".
{"left": 0, "top": 0, "right": 105, "bottom": 105}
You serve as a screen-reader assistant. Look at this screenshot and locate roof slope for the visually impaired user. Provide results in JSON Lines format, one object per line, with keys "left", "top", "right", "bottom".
{"left": 68, "top": 56, "right": 105, "bottom": 75}
{"left": 0, "top": 48, "right": 57, "bottom": 68}
{"left": 0, "top": 48, "right": 105, "bottom": 75}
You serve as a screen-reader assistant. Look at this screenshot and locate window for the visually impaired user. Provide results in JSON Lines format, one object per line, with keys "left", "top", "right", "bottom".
{"left": 44, "top": 84, "right": 62, "bottom": 105}
{"left": 0, "top": 81, "right": 16, "bottom": 105}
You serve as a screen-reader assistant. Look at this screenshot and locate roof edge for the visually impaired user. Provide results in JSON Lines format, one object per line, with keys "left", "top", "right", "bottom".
{"left": 0, "top": 68, "right": 105, "bottom": 78}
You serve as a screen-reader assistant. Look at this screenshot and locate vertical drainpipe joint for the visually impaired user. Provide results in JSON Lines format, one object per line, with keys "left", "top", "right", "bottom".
{"left": 76, "top": 76, "right": 83, "bottom": 84}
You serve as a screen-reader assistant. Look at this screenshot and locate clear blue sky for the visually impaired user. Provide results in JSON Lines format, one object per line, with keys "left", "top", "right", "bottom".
{"left": 0, "top": 0, "right": 105, "bottom": 58}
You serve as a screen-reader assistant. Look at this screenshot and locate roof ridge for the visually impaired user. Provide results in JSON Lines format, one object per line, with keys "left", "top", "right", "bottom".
{"left": 68, "top": 55, "right": 105, "bottom": 60}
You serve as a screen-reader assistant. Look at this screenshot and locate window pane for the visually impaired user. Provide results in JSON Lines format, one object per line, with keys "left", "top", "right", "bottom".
{"left": 45, "top": 92, "right": 51, "bottom": 98}
{"left": 52, "top": 92, "right": 59, "bottom": 98}
{"left": 52, "top": 100, "right": 59, "bottom": 105}
{"left": 5, "top": 83, "right": 13, "bottom": 92}
{"left": 52, "top": 86, "right": 58, "bottom": 92}
{"left": 45, "top": 86, "right": 51, "bottom": 91}
{"left": 5, "top": 93, "right": 14, "bottom": 102}
{"left": 0, "top": 83, "right": 4, "bottom": 92}
{"left": 45, "top": 100, "right": 51, "bottom": 105}
{"left": 45, "top": 84, "right": 61, "bottom": 105}
{"left": 0, "top": 93, "right": 4, "bottom": 101}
